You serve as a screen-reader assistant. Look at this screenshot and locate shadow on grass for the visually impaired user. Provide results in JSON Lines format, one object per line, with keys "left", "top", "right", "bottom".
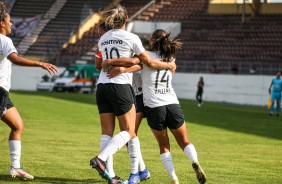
{"left": 0, "top": 174, "right": 103, "bottom": 183}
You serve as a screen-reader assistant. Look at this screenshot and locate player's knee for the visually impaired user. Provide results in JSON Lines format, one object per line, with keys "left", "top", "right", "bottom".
{"left": 12, "top": 122, "right": 24, "bottom": 133}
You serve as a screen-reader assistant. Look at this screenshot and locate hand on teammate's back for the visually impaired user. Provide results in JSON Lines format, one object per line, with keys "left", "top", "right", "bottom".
{"left": 107, "top": 66, "right": 125, "bottom": 78}
{"left": 101, "top": 59, "right": 111, "bottom": 72}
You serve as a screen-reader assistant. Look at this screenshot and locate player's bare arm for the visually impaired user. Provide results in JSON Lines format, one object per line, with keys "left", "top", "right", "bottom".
{"left": 107, "top": 64, "right": 142, "bottom": 79}
{"left": 8, "top": 52, "right": 58, "bottom": 75}
{"left": 137, "top": 51, "right": 176, "bottom": 73}
{"left": 102, "top": 56, "right": 140, "bottom": 71}
{"left": 95, "top": 49, "right": 102, "bottom": 70}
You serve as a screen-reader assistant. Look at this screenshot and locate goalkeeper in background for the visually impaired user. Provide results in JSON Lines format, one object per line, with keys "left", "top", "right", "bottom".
{"left": 268, "top": 71, "right": 282, "bottom": 116}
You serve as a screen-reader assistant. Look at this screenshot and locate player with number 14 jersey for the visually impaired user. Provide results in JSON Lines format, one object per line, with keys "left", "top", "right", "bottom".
{"left": 142, "top": 51, "right": 178, "bottom": 108}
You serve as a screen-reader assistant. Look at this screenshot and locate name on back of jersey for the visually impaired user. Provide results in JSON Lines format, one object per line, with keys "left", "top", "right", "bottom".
{"left": 154, "top": 87, "right": 171, "bottom": 94}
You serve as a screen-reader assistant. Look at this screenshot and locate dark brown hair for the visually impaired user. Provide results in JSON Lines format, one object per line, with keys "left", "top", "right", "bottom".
{"left": 99, "top": 22, "right": 107, "bottom": 31}
{"left": 148, "top": 29, "right": 182, "bottom": 61}
{"left": 97, "top": 21, "right": 111, "bottom": 37}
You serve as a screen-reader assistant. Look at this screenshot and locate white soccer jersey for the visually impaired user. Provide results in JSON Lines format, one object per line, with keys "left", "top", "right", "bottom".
{"left": 0, "top": 34, "right": 17, "bottom": 92}
{"left": 141, "top": 51, "right": 179, "bottom": 108}
{"left": 98, "top": 29, "right": 145, "bottom": 85}
{"left": 132, "top": 71, "right": 142, "bottom": 95}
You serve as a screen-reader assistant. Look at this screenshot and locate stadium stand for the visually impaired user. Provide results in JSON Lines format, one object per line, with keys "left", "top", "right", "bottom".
{"left": 120, "top": 0, "right": 152, "bottom": 18}
{"left": 133, "top": 0, "right": 282, "bottom": 74}
{"left": 9, "top": 0, "right": 282, "bottom": 74}
{"left": 54, "top": 0, "right": 152, "bottom": 65}
{"left": 10, "top": 0, "right": 56, "bottom": 47}
{"left": 28, "top": 0, "right": 113, "bottom": 66}
{"left": 10, "top": 0, "right": 113, "bottom": 66}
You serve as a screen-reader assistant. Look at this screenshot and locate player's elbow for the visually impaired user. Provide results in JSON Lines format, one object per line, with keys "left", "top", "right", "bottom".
{"left": 127, "top": 60, "right": 136, "bottom": 66}
{"left": 132, "top": 57, "right": 141, "bottom": 65}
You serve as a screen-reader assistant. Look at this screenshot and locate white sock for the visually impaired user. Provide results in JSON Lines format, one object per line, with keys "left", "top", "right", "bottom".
{"left": 127, "top": 137, "right": 146, "bottom": 172}
{"left": 184, "top": 144, "right": 198, "bottom": 162}
{"left": 138, "top": 141, "right": 146, "bottom": 172}
{"left": 98, "top": 131, "right": 130, "bottom": 161}
{"left": 160, "top": 152, "right": 178, "bottom": 180}
{"left": 100, "top": 135, "right": 115, "bottom": 177}
{"left": 128, "top": 137, "right": 141, "bottom": 174}
{"left": 9, "top": 140, "right": 21, "bottom": 168}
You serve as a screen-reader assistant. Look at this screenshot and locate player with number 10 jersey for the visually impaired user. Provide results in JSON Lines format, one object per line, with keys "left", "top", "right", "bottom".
{"left": 98, "top": 29, "right": 144, "bottom": 85}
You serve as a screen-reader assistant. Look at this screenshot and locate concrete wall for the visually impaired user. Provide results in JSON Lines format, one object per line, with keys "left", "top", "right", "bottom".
{"left": 172, "top": 73, "right": 272, "bottom": 106}
{"left": 10, "top": 66, "right": 272, "bottom": 106}
{"left": 11, "top": 66, "right": 65, "bottom": 91}
{"left": 126, "top": 21, "right": 181, "bottom": 38}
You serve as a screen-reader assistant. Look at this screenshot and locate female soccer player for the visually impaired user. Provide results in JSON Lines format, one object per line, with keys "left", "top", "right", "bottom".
{"left": 142, "top": 29, "right": 206, "bottom": 184}
{"left": 0, "top": 1, "right": 58, "bottom": 180}
{"left": 95, "top": 22, "right": 123, "bottom": 184}
{"left": 90, "top": 4, "right": 175, "bottom": 184}
{"left": 107, "top": 67, "right": 151, "bottom": 182}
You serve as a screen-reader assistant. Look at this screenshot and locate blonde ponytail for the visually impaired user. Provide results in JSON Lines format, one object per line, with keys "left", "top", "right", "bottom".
{"left": 99, "top": 4, "right": 127, "bottom": 29}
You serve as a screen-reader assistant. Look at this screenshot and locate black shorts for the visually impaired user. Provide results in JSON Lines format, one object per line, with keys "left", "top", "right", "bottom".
{"left": 0, "top": 87, "right": 14, "bottom": 118}
{"left": 144, "top": 104, "right": 184, "bottom": 131}
{"left": 135, "top": 94, "right": 144, "bottom": 113}
{"left": 96, "top": 83, "right": 135, "bottom": 116}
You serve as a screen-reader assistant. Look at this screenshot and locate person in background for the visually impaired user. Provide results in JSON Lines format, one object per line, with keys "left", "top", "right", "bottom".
{"left": 196, "top": 76, "right": 204, "bottom": 107}
{"left": 0, "top": 1, "right": 58, "bottom": 180}
{"left": 268, "top": 71, "right": 282, "bottom": 116}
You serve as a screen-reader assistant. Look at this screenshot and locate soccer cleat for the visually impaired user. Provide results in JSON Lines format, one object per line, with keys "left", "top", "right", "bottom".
{"left": 90, "top": 156, "right": 111, "bottom": 181}
{"left": 192, "top": 161, "right": 207, "bottom": 184}
{"left": 9, "top": 167, "right": 34, "bottom": 180}
{"left": 171, "top": 180, "right": 179, "bottom": 184}
{"left": 108, "top": 175, "right": 123, "bottom": 184}
{"left": 139, "top": 168, "right": 150, "bottom": 181}
{"left": 127, "top": 173, "right": 140, "bottom": 184}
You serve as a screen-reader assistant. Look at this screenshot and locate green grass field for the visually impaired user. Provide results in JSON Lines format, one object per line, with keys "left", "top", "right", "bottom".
{"left": 0, "top": 91, "right": 281, "bottom": 184}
